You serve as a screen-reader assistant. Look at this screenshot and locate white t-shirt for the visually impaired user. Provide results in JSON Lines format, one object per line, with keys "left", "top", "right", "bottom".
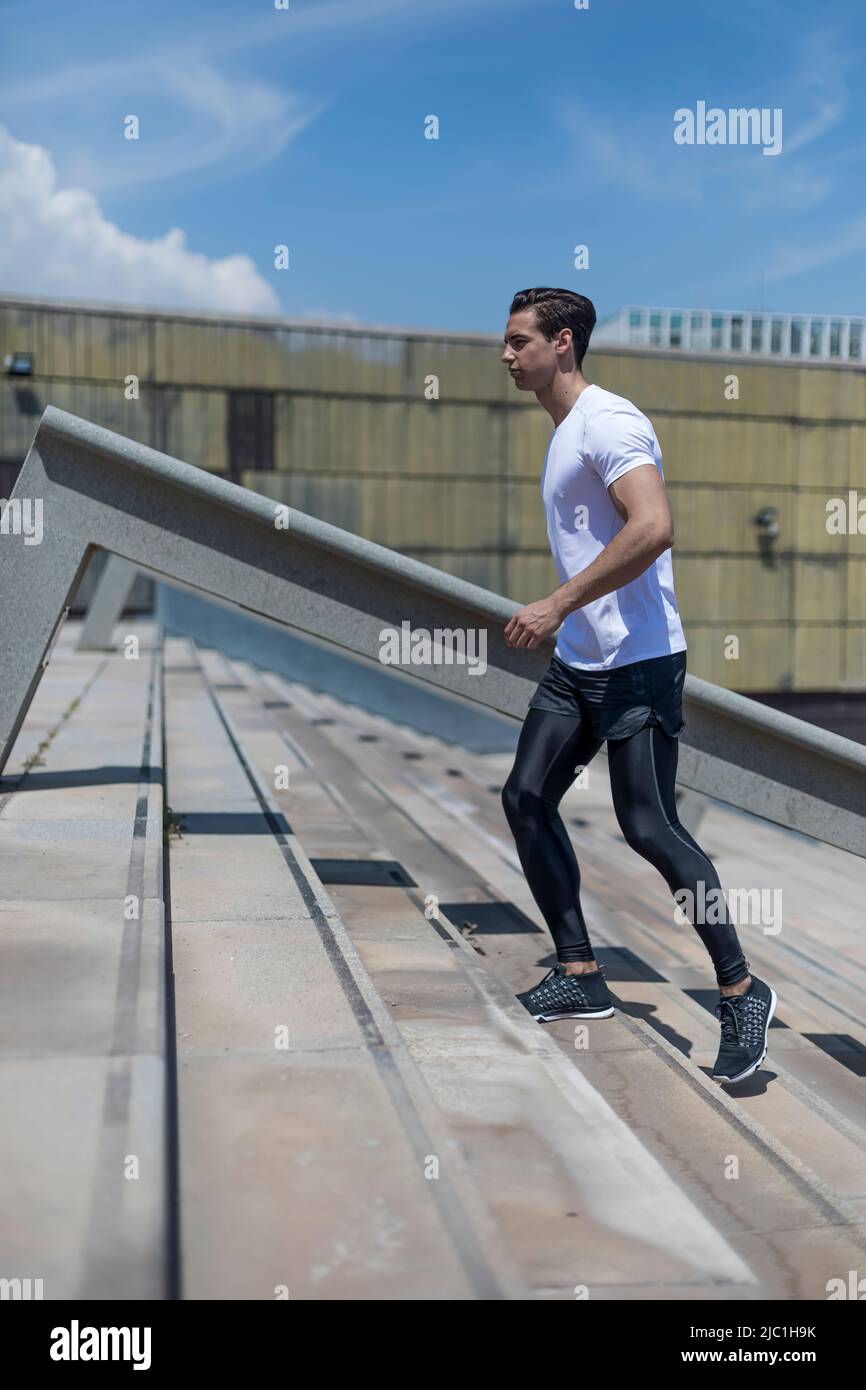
{"left": 540, "top": 383, "right": 687, "bottom": 670}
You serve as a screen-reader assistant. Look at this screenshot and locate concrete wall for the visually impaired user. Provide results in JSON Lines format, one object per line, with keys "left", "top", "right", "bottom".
{"left": 2, "top": 294, "right": 865, "bottom": 695}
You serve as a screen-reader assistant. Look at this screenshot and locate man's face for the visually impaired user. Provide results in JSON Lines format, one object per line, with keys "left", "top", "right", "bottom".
{"left": 502, "top": 308, "right": 565, "bottom": 390}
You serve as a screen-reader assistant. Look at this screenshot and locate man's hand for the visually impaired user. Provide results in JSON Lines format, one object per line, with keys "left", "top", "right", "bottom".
{"left": 504, "top": 595, "right": 565, "bottom": 649}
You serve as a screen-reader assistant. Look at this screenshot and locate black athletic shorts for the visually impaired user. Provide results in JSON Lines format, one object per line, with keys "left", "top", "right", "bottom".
{"left": 527, "top": 648, "right": 687, "bottom": 742}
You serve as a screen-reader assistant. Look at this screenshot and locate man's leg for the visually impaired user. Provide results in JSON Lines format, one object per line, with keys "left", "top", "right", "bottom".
{"left": 606, "top": 722, "right": 750, "bottom": 992}
{"left": 501, "top": 707, "right": 604, "bottom": 971}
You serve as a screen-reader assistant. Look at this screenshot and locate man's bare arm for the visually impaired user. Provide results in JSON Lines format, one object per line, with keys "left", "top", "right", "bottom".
{"left": 553, "top": 462, "right": 674, "bottom": 616}
{"left": 504, "top": 463, "right": 674, "bottom": 649}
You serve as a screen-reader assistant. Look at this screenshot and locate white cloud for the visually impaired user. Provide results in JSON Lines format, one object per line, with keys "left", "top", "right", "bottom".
{"left": 0, "top": 0, "right": 516, "bottom": 196}
{"left": 0, "top": 125, "right": 281, "bottom": 312}
{"left": 553, "top": 101, "right": 701, "bottom": 206}
{"left": 765, "top": 213, "right": 866, "bottom": 283}
{"left": 782, "top": 29, "right": 849, "bottom": 157}
{"left": 1, "top": 57, "right": 326, "bottom": 197}
{"left": 554, "top": 27, "right": 851, "bottom": 218}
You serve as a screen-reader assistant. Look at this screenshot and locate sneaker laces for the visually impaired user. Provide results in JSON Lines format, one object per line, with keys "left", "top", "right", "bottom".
{"left": 715, "top": 997, "right": 740, "bottom": 1046}
{"left": 716, "top": 989, "right": 767, "bottom": 1047}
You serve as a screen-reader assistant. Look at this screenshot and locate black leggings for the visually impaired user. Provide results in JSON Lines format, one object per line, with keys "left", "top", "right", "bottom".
{"left": 501, "top": 708, "right": 749, "bottom": 987}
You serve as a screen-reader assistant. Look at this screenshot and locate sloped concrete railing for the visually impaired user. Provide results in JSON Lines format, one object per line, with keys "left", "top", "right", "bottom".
{"left": 3, "top": 405, "right": 866, "bottom": 859}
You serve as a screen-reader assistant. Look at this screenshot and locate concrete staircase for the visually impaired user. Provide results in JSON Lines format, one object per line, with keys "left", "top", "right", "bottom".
{"left": 2, "top": 619, "right": 865, "bottom": 1299}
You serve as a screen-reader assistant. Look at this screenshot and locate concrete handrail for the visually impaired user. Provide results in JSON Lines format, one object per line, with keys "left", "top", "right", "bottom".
{"left": 3, "top": 405, "right": 865, "bottom": 857}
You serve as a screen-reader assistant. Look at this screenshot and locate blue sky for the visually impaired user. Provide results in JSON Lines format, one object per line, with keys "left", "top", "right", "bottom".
{"left": 0, "top": 0, "right": 862, "bottom": 334}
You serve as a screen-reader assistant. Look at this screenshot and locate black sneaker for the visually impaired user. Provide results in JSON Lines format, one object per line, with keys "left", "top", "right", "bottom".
{"left": 711, "top": 973, "right": 777, "bottom": 1085}
{"left": 517, "top": 963, "right": 614, "bottom": 1022}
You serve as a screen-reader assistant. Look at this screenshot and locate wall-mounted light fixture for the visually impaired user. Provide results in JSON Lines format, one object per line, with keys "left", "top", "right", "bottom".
{"left": 754, "top": 504, "right": 780, "bottom": 566}
{"left": 4, "top": 352, "right": 34, "bottom": 377}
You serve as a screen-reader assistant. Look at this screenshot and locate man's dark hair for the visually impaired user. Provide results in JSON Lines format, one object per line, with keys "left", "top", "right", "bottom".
{"left": 509, "top": 287, "right": 597, "bottom": 369}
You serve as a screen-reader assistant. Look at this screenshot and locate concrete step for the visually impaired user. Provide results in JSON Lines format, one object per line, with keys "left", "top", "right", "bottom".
{"left": 273, "top": 664, "right": 866, "bottom": 1147}
{"left": 5, "top": 616, "right": 864, "bottom": 1302}
{"left": 188, "top": 646, "right": 765, "bottom": 1298}
{"left": 0, "top": 620, "right": 167, "bottom": 1299}
{"left": 196, "top": 645, "right": 866, "bottom": 1298}
{"left": 164, "top": 638, "right": 527, "bottom": 1300}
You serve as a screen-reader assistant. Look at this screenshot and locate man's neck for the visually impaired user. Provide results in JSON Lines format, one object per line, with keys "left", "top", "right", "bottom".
{"left": 537, "top": 372, "right": 593, "bottom": 428}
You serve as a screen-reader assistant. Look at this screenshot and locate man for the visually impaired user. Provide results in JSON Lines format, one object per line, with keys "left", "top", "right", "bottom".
{"left": 500, "top": 286, "right": 776, "bottom": 1086}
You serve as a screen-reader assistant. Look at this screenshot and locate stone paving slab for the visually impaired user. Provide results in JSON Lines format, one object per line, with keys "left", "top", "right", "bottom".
{"left": 166, "top": 639, "right": 527, "bottom": 1299}
{"left": 0, "top": 623, "right": 167, "bottom": 1298}
{"left": 234, "top": 656, "right": 866, "bottom": 1298}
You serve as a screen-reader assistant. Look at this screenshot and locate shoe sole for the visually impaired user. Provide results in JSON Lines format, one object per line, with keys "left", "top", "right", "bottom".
{"left": 531, "top": 1006, "right": 615, "bottom": 1022}
{"left": 713, "top": 986, "right": 777, "bottom": 1085}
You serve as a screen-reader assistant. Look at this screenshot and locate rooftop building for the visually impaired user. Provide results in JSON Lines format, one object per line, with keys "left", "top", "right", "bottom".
{"left": 594, "top": 306, "right": 866, "bottom": 363}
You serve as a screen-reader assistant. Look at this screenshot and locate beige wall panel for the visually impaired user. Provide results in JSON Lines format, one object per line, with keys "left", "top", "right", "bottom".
{"left": 163, "top": 322, "right": 197, "bottom": 385}
{"left": 843, "top": 628, "right": 866, "bottom": 686}
{"left": 503, "top": 405, "right": 554, "bottom": 479}
{"left": 271, "top": 331, "right": 319, "bottom": 393}
{"left": 0, "top": 306, "right": 38, "bottom": 372}
{"left": 449, "top": 479, "right": 504, "bottom": 549}
{"left": 89, "top": 385, "right": 151, "bottom": 445}
{"left": 848, "top": 428, "right": 866, "bottom": 488}
{"left": 845, "top": 558, "right": 866, "bottom": 623}
{"left": 238, "top": 327, "right": 273, "bottom": 389}
{"left": 205, "top": 390, "right": 228, "bottom": 474}
{"left": 301, "top": 474, "right": 364, "bottom": 534}
{"left": 276, "top": 395, "right": 324, "bottom": 471}
{"left": 795, "top": 486, "right": 856, "bottom": 554}
{"left": 408, "top": 338, "right": 508, "bottom": 403}
{"left": 240, "top": 472, "right": 290, "bottom": 508}
{"left": 197, "top": 327, "right": 237, "bottom": 388}
{"left": 792, "top": 556, "right": 847, "bottom": 623}
{"left": 165, "top": 390, "right": 227, "bottom": 473}
{"left": 268, "top": 332, "right": 404, "bottom": 397}
{"left": 797, "top": 365, "right": 866, "bottom": 422}
{"left": 792, "top": 622, "right": 845, "bottom": 687}
{"left": 590, "top": 351, "right": 801, "bottom": 419}
{"left": 502, "top": 479, "right": 549, "bottom": 549}
{"left": 86, "top": 316, "right": 115, "bottom": 381}
{"left": 682, "top": 627, "right": 792, "bottom": 691}
{"left": 401, "top": 400, "right": 459, "bottom": 476}
{"left": 796, "top": 422, "right": 865, "bottom": 491}
{"left": 114, "top": 315, "right": 152, "bottom": 385}
{"left": 277, "top": 397, "right": 409, "bottom": 474}
{"left": 416, "top": 550, "right": 506, "bottom": 592}
{"left": 275, "top": 398, "right": 511, "bottom": 479}
{"left": 151, "top": 318, "right": 176, "bottom": 382}
{"left": 9, "top": 381, "right": 152, "bottom": 449}
{"left": 674, "top": 554, "right": 791, "bottom": 624}
{"left": 666, "top": 484, "right": 794, "bottom": 557}
{"left": 0, "top": 381, "right": 42, "bottom": 459}
{"left": 357, "top": 477, "right": 388, "bottom": 542}
{"left": 429, "top": 403, "right": 504, "bottom": 479}
{"left": 215, "top": 326, "right": 245, "bottom": 387}
{"left": 49, "top": 310, "right": 79, "bottom": 377}
{"left": 253, "top": 330, "right": 288, "bottom": 391}
{"left": 239, "top": 470, "right": 363, "bottom": 534}
{"left": 35, "top": 379, "right": 76, "bottom": 416}
{"left": 383, "top": 477, "right": 457, "bottom": 549}
{"left": 504, "top": 553, "right": 559, "bottom": 604}
{"left": 273, "top": 394, "right": 293, "bottom": 471}
{"left": 329, "top": 399, "right": 402, "bottom": 475}
{"left": 224, "top": 325, "right": 283, "bottom": 389}
{"left": 182, "top": 322, "right": 218, "bottom": 387}
{"left": 658, "top": 415, "right": 796, "bottom": 486}
{"left": 50, "top": 382, "right": 101, "bottom": 428}
{"left": 272, "top": 333, "right": 329, "bottom": 393}
{"left": 593, "top": 354, "right": 705, "bottom": 417}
